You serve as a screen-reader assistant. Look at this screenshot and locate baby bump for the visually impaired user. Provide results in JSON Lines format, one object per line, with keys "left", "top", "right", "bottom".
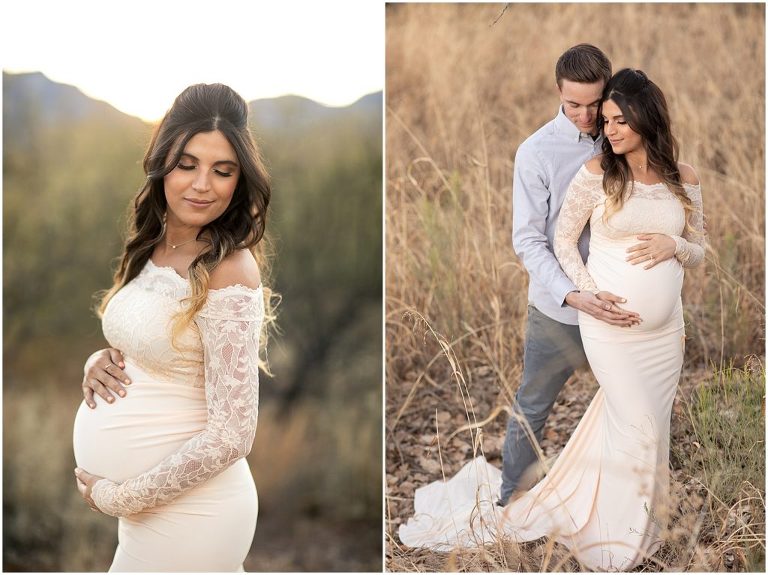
{"left": 73, "top": 359, "right": 206, "bottom": 482}
{"left": 587, "top": 239, "right": 684, "bottom": 332}
{"left": 114, "top": 459, "right": 258, "bottom": 571}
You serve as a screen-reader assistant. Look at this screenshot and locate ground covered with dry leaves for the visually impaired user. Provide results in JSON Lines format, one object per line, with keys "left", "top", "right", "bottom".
{"left": 386, "top": 358, "right": 764, "bottom": 572}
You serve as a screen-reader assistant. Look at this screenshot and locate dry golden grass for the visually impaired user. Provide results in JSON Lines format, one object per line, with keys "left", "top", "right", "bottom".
{"left": 385, "top": 3, "right": 765, "bottom": 572}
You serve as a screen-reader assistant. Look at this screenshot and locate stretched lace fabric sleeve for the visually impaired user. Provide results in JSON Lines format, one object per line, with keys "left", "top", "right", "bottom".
{"left": 671, "top": 184, "right": 705, "bottom": 267}
{"left": 91, "top": 287, "right": 264, "bottom": 517}
{"left": 553, "top": 166, "right": 603, "bottom": 293}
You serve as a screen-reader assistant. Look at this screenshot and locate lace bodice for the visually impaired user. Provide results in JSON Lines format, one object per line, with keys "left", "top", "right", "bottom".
{"left": 101, "top": 260, "right": 205, "bottom": 385}
{"left": 91, "top": 258, "right": 264, "bottom": 517}
{"left": 554, "top": 165, "right": 706, "bottom": 292}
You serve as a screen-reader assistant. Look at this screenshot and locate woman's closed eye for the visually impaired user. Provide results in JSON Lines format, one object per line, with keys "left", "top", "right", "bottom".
{"left": 176, "top": 163, "right": 233, "bottom": 177}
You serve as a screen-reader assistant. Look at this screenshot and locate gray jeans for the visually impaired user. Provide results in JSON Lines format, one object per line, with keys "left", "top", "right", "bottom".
{"left": 499, "top": 305, "right": 588, "bottom": 504}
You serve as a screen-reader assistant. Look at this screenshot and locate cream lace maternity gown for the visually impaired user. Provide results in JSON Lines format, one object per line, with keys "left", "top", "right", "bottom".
{"left": 399, "top": 165, "right": 705, "bottom": 571}
{"left": 73, "top": 258, "right": 263, "bottom": 572}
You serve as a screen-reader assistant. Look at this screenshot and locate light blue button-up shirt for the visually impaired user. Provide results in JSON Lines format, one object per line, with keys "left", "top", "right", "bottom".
{"left": 512, "top": 106, "right": 603, "bottom": 325}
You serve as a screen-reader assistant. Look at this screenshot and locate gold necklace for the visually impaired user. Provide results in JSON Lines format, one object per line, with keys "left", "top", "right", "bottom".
{"left": 168, "top": 237, "right": 198, "bottom": 249}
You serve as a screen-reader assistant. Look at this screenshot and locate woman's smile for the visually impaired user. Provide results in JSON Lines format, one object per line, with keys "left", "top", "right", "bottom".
{"left": 183, "top": 197, "right": 215, "bottom": 208}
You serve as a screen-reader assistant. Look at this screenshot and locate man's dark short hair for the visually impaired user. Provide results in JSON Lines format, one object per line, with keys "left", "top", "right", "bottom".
{"left": 556, "top": 44, "right": 612, "bottom": 87}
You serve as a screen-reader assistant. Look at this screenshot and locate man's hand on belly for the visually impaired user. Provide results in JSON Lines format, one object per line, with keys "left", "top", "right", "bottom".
{"left": 565, "top": 290, "right": 643, "bottom": 327}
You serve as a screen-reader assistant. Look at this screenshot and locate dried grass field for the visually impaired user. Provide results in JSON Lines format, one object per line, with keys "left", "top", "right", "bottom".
{"left": 385, "top": 4, "right": 765, "bottom": 572}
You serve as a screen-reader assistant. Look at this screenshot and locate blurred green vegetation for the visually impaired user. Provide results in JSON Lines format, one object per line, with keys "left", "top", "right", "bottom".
{"left": 3, "top": 71, "right": 382, "bottom": 571}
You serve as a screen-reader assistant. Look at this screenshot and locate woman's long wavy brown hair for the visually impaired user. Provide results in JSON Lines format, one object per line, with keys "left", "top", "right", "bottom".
{"left": 98, "top": 83, "right": 276, "bottom": 368}
{"left": 599, "top": 68, "right": 693, "bottom": 225}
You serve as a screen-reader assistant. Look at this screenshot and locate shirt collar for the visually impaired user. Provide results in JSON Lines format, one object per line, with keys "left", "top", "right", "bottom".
{"left": 554, "top": 105, "right": 601, "bottom": 144}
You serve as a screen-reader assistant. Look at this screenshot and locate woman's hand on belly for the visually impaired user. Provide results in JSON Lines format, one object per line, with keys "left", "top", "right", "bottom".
{"left": 82, "top": 348, "right": 132, "bottom": 409}
{"left": 626, "top": 233, "right": 677, "bottom": 269}
{"left": 74, "top": 467, "right": 107, "bottom": 514}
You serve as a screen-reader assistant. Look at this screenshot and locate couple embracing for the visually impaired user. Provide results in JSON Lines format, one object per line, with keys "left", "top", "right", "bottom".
{"left": 399, "top": 44, "right": 705, "bottom": 571}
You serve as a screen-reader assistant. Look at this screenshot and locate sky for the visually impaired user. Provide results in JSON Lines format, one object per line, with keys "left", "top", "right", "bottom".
{"left": 1, "top": 0, "right": 384, "bottom": 121}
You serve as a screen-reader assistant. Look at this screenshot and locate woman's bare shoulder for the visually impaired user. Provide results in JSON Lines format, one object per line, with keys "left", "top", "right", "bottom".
{"left": 678, "top": 162, "right": 700, "bottom": 186}
{"left": 209, "top": 249, "right": 261, "bottom": 290}
{"left": 584, "top": 156, "right": 604, "bottom": 175}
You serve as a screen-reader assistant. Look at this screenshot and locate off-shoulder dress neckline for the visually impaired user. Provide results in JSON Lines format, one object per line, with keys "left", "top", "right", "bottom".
{"left": 146, "top": 257, "right": 263, "bottom": 294}
{"left": 578, "top": 164, "right": 701, "bottom": 189}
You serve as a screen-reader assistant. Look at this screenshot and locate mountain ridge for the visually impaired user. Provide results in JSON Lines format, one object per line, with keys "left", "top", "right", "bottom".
{"left": 3, "top": 71, "right": 382, "bottom": 131}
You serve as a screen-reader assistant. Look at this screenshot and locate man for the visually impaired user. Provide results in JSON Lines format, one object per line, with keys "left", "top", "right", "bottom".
{"left": 500, "top": 44, "right": 641, "bottom": 505}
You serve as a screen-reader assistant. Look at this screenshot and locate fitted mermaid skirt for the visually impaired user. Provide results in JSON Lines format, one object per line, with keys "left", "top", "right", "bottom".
{"left": 399, "top": 232, "right": 684, "bottom": 571}
{"left": 73, "top": 359, "right": 258, "bottom": 572}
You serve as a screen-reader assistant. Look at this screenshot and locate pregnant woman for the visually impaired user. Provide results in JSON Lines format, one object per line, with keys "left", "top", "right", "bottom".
{"left": 72, "top": 83, "right": 273, "bottom": 571}
{"left": 399, "top": 69, "right": 705, "bottom": 571}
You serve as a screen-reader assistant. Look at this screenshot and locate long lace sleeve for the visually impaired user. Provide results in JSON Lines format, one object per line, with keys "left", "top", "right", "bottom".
{"left": 554, "top": 166, "right": 603, "bottom": 293}
{"left": 671, "top": 183, "right": 705, "bottom": 267}
{"left": 91, "top": 286, "right": 264, "bottom": 517}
